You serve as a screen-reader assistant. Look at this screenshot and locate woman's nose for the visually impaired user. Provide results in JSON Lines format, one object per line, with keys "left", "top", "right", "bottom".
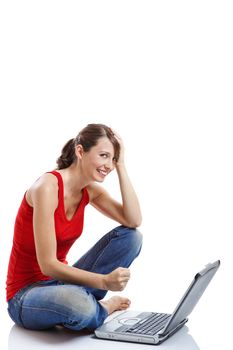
{"left": 105, "top": 159, "right": 114, "bottom": 170}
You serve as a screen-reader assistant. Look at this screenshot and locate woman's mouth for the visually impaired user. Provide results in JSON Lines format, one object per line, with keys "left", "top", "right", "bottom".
{"left": 97, "top": 169, "right": 108, "bottom": 177}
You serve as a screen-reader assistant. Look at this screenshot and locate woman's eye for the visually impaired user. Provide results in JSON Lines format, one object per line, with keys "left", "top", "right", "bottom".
{"left": 101, "top": 154, "right": 108, "bottom": 158}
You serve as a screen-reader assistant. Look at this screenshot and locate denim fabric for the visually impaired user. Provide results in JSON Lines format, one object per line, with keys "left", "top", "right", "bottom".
{"left": 7, "top": 225, "right": 142, "bottom": 331}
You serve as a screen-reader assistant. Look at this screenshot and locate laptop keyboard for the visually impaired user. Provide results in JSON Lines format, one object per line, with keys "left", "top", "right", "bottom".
{"left": 116, "top": 312, "right": 171, "bottom": 336}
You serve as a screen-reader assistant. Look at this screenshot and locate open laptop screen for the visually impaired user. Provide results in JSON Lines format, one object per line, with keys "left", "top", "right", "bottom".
{"left": 161, "top": 260, "right": 220, "bottom": 335}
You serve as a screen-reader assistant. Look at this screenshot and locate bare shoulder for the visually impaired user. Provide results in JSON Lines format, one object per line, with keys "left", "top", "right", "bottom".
{"left": 26, "top": 173, "right": 59, "bottom": 207}
{"left": 86, "top": 182, "right": 107, "bottom": 203}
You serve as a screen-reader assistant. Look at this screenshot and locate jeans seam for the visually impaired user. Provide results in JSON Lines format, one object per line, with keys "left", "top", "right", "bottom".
{"left": 21, "top": 305, "right": 77, "bottom": 318}
{"left": 77, "top": 229, "right": 118, "bottom": 272}
{"left": 22, "top": 305, "right": 85, "bottom": 328}
{"left": 90, "top": 230, "right": 119, "bottom": 272}
{"left": 16, "top": 284, "right": 45, "bottom": 327}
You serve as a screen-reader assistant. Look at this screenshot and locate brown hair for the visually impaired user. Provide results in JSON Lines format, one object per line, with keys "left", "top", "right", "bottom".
{"left": 56, "top": 123, "right": 120, "bottom": 170}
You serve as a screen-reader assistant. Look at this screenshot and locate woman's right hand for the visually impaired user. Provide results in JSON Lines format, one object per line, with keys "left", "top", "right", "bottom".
{"left": 103, "top": 267, "right": 131, "bottom": 291}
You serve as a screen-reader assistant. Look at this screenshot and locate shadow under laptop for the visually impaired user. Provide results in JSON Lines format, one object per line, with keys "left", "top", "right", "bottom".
{"left": 8, "top": 324, "right": 200, "bottom": 350}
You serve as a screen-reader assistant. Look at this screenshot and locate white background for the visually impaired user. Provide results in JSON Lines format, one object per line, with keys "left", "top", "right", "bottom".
{"left": 0, "top": 1, "right": 232, "bottom": 349}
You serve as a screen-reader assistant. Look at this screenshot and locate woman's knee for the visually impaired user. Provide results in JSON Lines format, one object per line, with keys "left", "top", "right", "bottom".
{"left": 61, "top": 288, "right": 107, "bottom": 330}
{"left": 57, "top": 286, "right": 97, "bottom": 318}
{"left": 114, "top": 225, "right": 143, "bottom": 253}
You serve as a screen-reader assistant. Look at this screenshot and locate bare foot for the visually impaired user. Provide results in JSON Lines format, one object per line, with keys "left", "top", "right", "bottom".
{"left": 99, "top": 296, "right": 131, "bottom": 315}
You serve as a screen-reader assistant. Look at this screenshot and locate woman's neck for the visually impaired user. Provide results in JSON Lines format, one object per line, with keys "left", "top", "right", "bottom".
{"left": 58, "top": 164, "right": 89, "bottom": 193}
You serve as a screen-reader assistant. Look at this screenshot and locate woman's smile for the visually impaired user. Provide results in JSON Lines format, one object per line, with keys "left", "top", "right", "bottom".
{"left": 97, "top": 168, "right": 108, "bottom": 177}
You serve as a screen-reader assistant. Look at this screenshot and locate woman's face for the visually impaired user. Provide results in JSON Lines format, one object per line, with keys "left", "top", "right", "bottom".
{"left": 79, "top": 136, "right": 116, "bottom": 182}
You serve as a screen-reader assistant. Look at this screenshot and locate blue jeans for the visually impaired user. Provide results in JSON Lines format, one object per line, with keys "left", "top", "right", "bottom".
{"left": 7, "top": 225, "right": 142, "bottom": 331}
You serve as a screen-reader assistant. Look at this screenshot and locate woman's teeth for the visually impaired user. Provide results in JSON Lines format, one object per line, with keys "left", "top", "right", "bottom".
{"left": 97, "top": 169, "right": 107, "bottom": 176}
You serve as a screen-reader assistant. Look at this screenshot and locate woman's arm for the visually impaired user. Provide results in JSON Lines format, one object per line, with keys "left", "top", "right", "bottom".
{"left": 29, "top": 174, "right": 129, "bottom": 291}
{"left": 89, "top": 133, "right": 142, "bottom": 228}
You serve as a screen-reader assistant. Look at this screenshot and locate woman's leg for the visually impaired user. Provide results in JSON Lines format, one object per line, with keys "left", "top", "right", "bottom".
{"left": 73, "top": 225, "right": 143, "bottom": 300}
{"left": 7, "top": 226, "right": 142, "bottom": 331}
{"left": 8, "top": 280, "right": 108, "bottom": 331}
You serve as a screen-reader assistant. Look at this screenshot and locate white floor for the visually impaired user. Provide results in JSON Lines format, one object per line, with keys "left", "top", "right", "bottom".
{"left": 7, "top": 323, "right": 199, "bottom": 350}
{"left": 3, "top": 311, "right": 228, "bottom": 350}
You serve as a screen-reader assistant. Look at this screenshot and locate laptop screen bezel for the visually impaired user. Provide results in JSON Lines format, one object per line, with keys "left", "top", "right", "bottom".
{"left": 160, "top": 260, "right": 220, "bottom": 336}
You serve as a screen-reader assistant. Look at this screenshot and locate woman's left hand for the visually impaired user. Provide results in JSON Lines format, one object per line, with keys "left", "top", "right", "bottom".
{"left": 111, "top": 129, "right": 125, "bottom": 166}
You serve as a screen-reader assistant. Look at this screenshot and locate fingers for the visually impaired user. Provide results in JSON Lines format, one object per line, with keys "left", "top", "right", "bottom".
{"left": 109, "top": 127, "right": 118, "bottom": 136}
{"left": 118, "top": 267, "right": 130, "bottom": 275}
{"left": 109, "top": 128, "right": 125, "bottom": 164}
{"left": 105, "top": 267, "right": 131, "bottom": 291}
{"left": 116, "top": 267, "right": 130, "bottom": 290}
{"left": 117, "top": 267, "right": 130, "bottom": 279}
{"left": 109, "top": 128, "right": 122, "bottom": 143}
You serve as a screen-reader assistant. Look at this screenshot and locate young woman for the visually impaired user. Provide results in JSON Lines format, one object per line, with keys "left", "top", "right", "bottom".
{"left": 6, "top": 123, "right": 142, "bottom": 331}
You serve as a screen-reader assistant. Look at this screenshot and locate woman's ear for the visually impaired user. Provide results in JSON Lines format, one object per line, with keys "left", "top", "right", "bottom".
{"left": 75, "top": 145, "right": 84, "bottom": 160}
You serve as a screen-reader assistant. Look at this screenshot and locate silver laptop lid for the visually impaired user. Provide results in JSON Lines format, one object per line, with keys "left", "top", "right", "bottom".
{"left": 161, "top": 260, "right": 220, "bottom": 335}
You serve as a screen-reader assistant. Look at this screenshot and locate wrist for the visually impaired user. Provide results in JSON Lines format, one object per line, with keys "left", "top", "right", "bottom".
{"left": 116, "top": 162, "right": 126, "bottom": 172}
{"left": 100, "top": 273, "right": 108, "bottom": 290}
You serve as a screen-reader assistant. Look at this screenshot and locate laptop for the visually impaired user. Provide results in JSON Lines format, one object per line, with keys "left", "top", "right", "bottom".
{"left": 95, "top": 260, "right": 220, "bottom": 345}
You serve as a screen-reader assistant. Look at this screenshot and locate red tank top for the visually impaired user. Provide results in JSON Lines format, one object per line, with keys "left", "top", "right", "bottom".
{"left": 6, "top": 171, "right": 89, "bottom": 301}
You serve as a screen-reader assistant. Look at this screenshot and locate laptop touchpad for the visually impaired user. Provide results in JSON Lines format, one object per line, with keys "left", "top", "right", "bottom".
{"left": 119, "top": 318, "right": 140, "bottom": 325}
